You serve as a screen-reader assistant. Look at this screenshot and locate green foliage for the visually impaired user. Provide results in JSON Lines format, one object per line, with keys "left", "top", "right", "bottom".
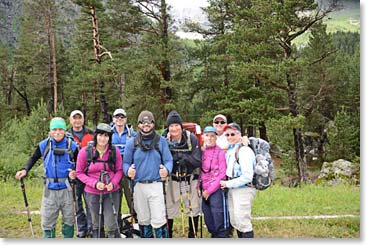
{"left": 325, "top": 109, "right": 359, "bottom": 161}
{"left": 0, "top": 101, "right": 50, "bottom": 180}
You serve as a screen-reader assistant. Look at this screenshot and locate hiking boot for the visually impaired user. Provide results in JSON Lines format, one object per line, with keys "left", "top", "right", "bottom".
{"left": 167, "top": 219, "right": 174, "bottom": 238}
{"left": 43, "top": 228, "right": 56, "bottom": 238}
{"left": 139, "top": 224, "right": 153, "bottom": 238}
{"left": 188, "top": 216, "right": 199, "bottom": 238}
{"left": 154, "top": 224, "right": 168, "bottom": 238}
{"left": 62, "top": 224, "right": 74, "bottom": 238}
{"left": 241, "top": 230, "right": 254, "bottom": 238}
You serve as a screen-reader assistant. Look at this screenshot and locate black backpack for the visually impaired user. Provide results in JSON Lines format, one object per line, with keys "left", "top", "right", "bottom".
{"left": 84, "top": 141, "right": 117, "bottom": 175}
{"left": 235, "top": 137, "right": 275, "bottom": 191}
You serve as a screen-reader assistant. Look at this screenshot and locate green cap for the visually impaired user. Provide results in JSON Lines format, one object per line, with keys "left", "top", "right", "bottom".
{"left": 50, "top": 117, "right": 67, "bottom": 131}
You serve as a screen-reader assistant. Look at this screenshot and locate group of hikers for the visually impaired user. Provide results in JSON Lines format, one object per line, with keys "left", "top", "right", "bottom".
{"left": 15, "top": 109, "right": 259, "bottom": 239}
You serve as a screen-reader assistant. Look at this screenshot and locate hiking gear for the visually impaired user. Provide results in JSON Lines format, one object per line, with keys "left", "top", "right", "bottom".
{"left": 113, "top": 108, "right": 127, "bottom": 117}
{"left": 98, "top": 171, "right": 105, "bottom": 238}
{"left": 162, "top": 180, "right": 169, "bottom": 233}
{"left": 20, "top": 178, "right": 35, "bottom": 238}
{"left": 223, "top": 122, "right": 241, "bottom": 132}
{"left": 71, "top": 181, "right": 79, "bottom": 236}
{"left": 178, "top": 170, "right": 186, "bottom": 237}
{"left": 203, "top": 126, "right": 217, "bottom": 134}
{"left": 62, "top": 223, "right": 74, "bottom": 238}
{"left": 43, "top": 228, "right": 56, "bottom": 238}
{"left": 166, "top": 110, "right": 183, "bottom": 128}
{"left": 182, "top": 166, "right": 197, "bottom": 238}
{"left": 235, "top": 137, "right": 274, "bottom": 190}
{"left": 138, "top": 110, "right": 155, "bottom": 123}
{"left": 104, "top": 172, "right": 121, "bottom": 238}
{"left": 139, "top": 224, "right": 153, "bottom": 238}
{"left": 85, "top": 142, "right": 117, "bottom": 176}
{"left": 70, "top": 110, "right": 84, "bottom": 118}
{"left": 187, "top": 215, "right": 199, "bottom": 238}
{"left": 40, "top": 136, "right": 76, "bottom": 190}
{"left": 50, "top": 117, "right": 67, "bottom": 131}
{"left": 119, "top": 214, "right": 140, "bottom": 238}
{"left": 96, "top": 123, "right": 112, "bottom": 134}
{"left": 223, "top": 189, "right": 229, "bottom": 237}
{"left": 213, "top": 114, "right": 227, "bottom": 123}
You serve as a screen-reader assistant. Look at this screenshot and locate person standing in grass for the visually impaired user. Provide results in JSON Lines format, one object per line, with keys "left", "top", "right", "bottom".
{"left": 220, "top": 122, "right": 256, "bottom": 238}
{"left": 123, "top": 111, "right": 173, "bottom": 238}
{"left": 76, "top": 123, "right": 123, "bottom": 238}
{"left": 68, "top": 110, "right": 94, "bottom": 238}
{"left": 15, "top": 117, "right": 79, "bottom": 238}
{"left": 199, "top": 126, "right": 227, "bottom": 238}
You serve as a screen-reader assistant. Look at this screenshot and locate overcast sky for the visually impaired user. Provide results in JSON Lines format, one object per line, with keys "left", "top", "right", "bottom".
{"left": 166, "top": 0, "right": 208, "bottom": 9}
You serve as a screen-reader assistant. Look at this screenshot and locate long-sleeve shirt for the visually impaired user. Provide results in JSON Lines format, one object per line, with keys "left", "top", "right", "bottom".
{"left": 112, "top": 125, "right": 136, "bottom": 156}
{"left": 123, "top": 134, "right": 173, "bottom": 183}
{"left": 225, "top": 143, "right": 255, "bottom": 189}
{"left": 76, "top": 145, "right": 123, "bottom": 195}
{"left": 200, "top": 145, "right": 227, "bottom": 196}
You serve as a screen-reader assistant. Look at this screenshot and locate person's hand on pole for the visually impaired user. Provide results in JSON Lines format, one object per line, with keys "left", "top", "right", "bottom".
{"left": 128, "top": 164, "right": 136, "bottom": 179}
{"left": 159, "top": 164, "right": 168, "bottom": 181}
{"left": 15, "top": 169, "right": 27, "bottom": 180}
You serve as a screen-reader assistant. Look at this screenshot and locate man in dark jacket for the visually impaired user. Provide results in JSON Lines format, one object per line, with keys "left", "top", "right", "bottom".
{"left": 163, "top": 111, "right": 202, "bottom": 238}
{"left": 68, "top": 110, "right": 94, "bottom": 238}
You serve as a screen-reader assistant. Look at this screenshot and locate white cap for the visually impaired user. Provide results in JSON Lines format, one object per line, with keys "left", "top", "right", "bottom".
{"left": 70, "top": 110, "right": 84, "bottom": 118}
{"left": 213, "top": 114, "right": 227, "bottom": 122}
{"left": 113, "top": 108, "right": 127, "bottom": 117}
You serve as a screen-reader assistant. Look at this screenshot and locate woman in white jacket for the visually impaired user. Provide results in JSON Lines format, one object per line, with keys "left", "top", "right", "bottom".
{"left": 220, "top": 122, "right": 256, "bottom": 238}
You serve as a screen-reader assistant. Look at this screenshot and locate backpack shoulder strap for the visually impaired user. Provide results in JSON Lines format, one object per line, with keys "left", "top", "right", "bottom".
{"left": 108, "top": 145, "right": 117, "bottom": 173}
{"left": 235, "top": 143, "right": 245, "bottom": 164}
{"left": 84, "top": 141, "right": 94, "bottom": 175}
{"left": 43, "top": 137, "right": 52, "bottom": 159}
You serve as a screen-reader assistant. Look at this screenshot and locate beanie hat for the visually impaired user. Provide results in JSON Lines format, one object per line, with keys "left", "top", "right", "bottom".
{"left": 166, "top": 111, "right": 183, "bottom": 128}
{"left": 138, "top": 111, "right": 155, "bottom": 123}
{"left": 50, "top": 117, "right": 67, "bottom": 131}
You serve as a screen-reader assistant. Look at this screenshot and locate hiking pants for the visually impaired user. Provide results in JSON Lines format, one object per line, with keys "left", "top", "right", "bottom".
{"left": 41, "top": 187, "right": 74, "bottom": 233}
{"left": 227, "top": 187, "right": 256, "bottom": 233}
{"left": 166, "top": 176, "right": 201, "bottom": 218}
{"left": 85, "top": 190, "right": 120, "bottom": 233}
{"left": 118, "top": 176, "right": 133, "bottom": 223}
{"left": 75, "top": 178, "right": 92, "bottom": 237}
{"left": 202, "top": 189, "right": 226, "bottom": 238}
{"left": 134, "top": 182, "right": 166, "bottom": 228}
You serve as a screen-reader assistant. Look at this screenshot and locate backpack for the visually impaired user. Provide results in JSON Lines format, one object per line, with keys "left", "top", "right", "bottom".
{"left": 84, "top": 141, "right": 117, "bottom": 175}
{"left": 235, "top": 137, "right": 275, "bottom": 190}
{"left": 43, "top": 132, "right": 76, "bottom": 161}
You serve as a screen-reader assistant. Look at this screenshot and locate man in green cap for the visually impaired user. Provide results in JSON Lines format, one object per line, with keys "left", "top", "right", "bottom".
{"left": 15, "top": 117, "right": 79, "bottom": 238}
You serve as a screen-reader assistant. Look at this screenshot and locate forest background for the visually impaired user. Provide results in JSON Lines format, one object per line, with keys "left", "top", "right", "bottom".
{"left": 0, "top": 0, "right": 361, "bottom": 239}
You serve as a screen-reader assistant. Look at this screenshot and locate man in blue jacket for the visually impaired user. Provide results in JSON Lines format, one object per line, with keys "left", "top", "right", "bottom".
{"left": 123, "top": 111, "right": 173, "bottom": 238}
{"left": 15, "top": 117, "right": 78, "bottom": 238}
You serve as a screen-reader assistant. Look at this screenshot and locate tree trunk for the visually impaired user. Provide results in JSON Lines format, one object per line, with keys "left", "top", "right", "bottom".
{"left": 259, "top": 121, "right": 269, "bottom": 141}
{"left": 46, "top": 4, "right": 57, "bottom": 114}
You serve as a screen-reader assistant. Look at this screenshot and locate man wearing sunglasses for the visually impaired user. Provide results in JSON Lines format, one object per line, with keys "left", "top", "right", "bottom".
{"left": 111, "top": 108, "right": 137, "bottom": 230}
{"left": 123, "top": 111, "right": 173, "bottom": 238}
{"left": 212, "top": 114, "right": 229, "bottom": 150}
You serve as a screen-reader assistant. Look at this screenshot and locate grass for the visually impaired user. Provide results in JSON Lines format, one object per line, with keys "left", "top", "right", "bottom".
{"left": 0, "top": 178, "right": 360, "bottom": 238}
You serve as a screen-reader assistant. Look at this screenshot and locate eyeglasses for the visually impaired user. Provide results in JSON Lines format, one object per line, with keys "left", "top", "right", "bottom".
{"left": 225, "top": 133, "right": 236, "bottom": 137}
{"left": 114, "top": 114, "right": 126, "bottom": 119}
{"left": 138, "top": 120, "right": 154, "bottom": 125}
{"left": 214, "top": 121, "right": 226, "bottom": 125}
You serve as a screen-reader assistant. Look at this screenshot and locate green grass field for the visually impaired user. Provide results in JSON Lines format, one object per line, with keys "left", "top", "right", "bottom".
{"left": 0, "top": 179, "right": 359, "bottom": 238}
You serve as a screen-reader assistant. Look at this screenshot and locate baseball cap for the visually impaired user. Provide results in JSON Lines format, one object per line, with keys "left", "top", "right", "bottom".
{"left": 223, "top": 122, "right": 241, "bottom": 132}
{"left": 203, "top": 126, "right": 217, "bottom": 135}
{"left": 70, "top": 110, "right": 84, "bottom": 118}
{"left": 113, "top": 108, "right": 127, "bottom": 117}
{"left": 213, "top": 114, "right": 227, "bottom": 122}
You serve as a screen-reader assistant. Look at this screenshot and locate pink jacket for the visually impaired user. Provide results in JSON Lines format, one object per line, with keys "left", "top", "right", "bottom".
{"left": 199, "top": 145, "right": 226, "bottom": 196}
{"left": 76, "top": 145, "right": 123, "bottom": 195}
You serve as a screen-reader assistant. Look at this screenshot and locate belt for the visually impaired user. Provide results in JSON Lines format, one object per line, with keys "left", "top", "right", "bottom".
{"left": 138, "top": 180, "right": 157, "bottom": 184}
{"left": 227, "top": 177, "right": 238, "bottom": 180}
{"left": 47, "top": 177, "right": 67, "bottom": 183}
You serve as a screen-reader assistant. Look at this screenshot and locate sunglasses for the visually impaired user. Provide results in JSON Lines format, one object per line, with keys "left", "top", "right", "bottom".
{"left": 214, "top": 121, "right": 226, "bottom": 125}
{"left": 225, "top": 133, "right": 236, "bottom": 137}
{"left": 114, "top": 114, "right": 126, "bottom": 119}
{"left": 138, "top": 120, "right": 154, "bottom": 125}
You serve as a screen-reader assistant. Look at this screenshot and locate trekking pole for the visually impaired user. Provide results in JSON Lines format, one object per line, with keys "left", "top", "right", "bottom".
{"left": 222, "top": 188, "right": 228, "bottom": 238}
{"left": 129, "top": 164, "right": 136, "bottom": 224}
{"left": 105, "top": 173, "right": 121, "bottom": 237}
{"left": 20, "top": 178, "right": 35, "bottom": 238}
{"left": 177, "top": 168, "right": 185, "bottom": 237}
{"left": 199, "top": 179, "right": 203, "bottom": 238}
{"left": 98, "top": 170, "right": 106, "bottom": 238}
{"left": 161, "top": 165, "right": 169, "bottom": 235}
{"left": 183, "top": 169, "right": 197, "bottom": 238}
{"left": 71, "top": 180, "right": 79, "bottom": 236}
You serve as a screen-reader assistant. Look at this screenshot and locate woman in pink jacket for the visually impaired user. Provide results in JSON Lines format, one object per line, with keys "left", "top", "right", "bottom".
{"left": 199, "top": 126, "right": 227, "bottom": 238}
{"left": 76, "top": 123, "right": 123, "bottom": 238}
